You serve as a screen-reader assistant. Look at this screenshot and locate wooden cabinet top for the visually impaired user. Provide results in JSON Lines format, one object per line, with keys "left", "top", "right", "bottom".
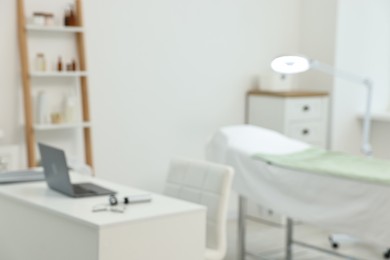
{"left": 247, "top": 89, "right": 329, "bottom": 98}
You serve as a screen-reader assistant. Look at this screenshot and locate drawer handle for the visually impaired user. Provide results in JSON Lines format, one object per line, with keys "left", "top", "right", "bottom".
{"left": 302, "top": 129, "right": 310, "bottom": 135}
{"left": 302, "top": 105, "right": 310, "bottom": 112}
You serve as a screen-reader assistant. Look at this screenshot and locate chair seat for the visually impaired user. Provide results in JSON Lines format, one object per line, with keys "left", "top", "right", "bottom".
{"left": 205, "top": 248, "right": 225, "bottom": 260}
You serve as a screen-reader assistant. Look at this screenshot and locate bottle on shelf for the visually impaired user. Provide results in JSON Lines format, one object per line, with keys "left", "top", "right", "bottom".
{"left": 36, "top": 91, "right": 50, "bottom": 124}
{"left": 64, "top": 4, "right": 77, "bottom": 26}
{"left": 64, "top": 8, "right": 70, "bottom": 26}
{"left": 72, "top": 59, "right": 77, "bottom": 71}
{"left": 69, "top": 5, "right": 77, "bottom": 26}
{"left": 57, "top": 56, "right": 63, "bottom": 71}
{"left": 63, "top": 91, "right": 77, "bottom": 123}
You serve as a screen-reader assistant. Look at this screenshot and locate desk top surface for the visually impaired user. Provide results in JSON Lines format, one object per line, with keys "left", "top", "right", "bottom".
{"left": 0, "top": 173, "right": 205, "bottom": 229}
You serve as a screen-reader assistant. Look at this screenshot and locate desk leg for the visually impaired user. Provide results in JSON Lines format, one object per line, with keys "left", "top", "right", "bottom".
{"left": 238, "top": 195, "right": 247, "bottom": 260}
{"left": 286, "top": 218, "right": 293, "bottom": 260}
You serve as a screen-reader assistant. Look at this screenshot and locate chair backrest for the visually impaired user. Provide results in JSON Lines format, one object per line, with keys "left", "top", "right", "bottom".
{"left": 164, "top": 158, "right": 234, "bottom": 257}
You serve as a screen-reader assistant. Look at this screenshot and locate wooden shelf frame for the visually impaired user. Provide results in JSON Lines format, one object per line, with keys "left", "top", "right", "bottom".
{"left": 17, "top": 0, "right": 93, "bottom": 168}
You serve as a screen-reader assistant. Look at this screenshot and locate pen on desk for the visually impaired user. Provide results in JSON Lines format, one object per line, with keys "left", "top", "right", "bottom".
{"left": 109, "top": 194, "right": 152, "bottom": 206}
{"left": 126, "top": 194, "right": 152, "bottom": 204}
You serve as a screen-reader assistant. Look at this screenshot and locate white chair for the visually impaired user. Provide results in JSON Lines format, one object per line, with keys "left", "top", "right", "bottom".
{"left": 164, "top": 158, "right": 234, "bottom": 260}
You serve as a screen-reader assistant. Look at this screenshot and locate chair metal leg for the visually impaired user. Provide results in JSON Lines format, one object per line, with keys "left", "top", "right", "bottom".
{"left": 238, "top": 195, "right": 247, "bottom": 260}
{"left": 286, "top": 218, "right": 293, "bottom": 260}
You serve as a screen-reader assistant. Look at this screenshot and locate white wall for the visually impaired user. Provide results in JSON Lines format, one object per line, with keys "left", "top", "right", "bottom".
{"left": 332, "top": 0, "right": 390, "bottom": 157}
{"left": 298, "top": 0, "right": 337, "bottom": 92}
{"left": 0, "top": 0, "right": 21, "bottom": 146}
{"left": 2, "top": 0, "right": 390, "bottom": 190}
{"left": 1, "top": 0, "right": 303, "bottom": 191}
{"left": 84, "top": 0, "right": 303, "bottom": 191}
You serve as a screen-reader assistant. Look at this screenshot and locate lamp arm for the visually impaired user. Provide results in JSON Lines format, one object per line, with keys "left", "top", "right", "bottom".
{"left": 311, "top": 60, "right": 368, "bottom": 85}
{"left": 311, "top": 60, "right": 373, "bottom": 156}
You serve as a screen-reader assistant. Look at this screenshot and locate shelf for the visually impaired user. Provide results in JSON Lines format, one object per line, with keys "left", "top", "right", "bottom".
{"left": 30, "top": 71, "right": 88, "bottom": 78}
{"left": 26, "top": 25, "right": 84, "bottom": 33}
{"left": 34, "top": 122, "right": 91, "bottom": 131}
{"left": 19, "top": 0, "right": 93, "bottom": 167}
{"left": 358, "top": 112, "right": 390, "bottom": 122}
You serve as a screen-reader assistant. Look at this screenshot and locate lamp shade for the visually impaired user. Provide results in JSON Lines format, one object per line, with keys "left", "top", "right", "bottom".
{"left": 271, "top": 55, "right": 311, "bottom": 74}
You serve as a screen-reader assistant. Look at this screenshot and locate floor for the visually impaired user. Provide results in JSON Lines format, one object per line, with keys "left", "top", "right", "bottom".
{"left": 225, "top": 219, "right": 386, "bottom": 260}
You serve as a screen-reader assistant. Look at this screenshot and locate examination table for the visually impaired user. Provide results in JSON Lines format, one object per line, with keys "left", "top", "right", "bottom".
{"left": 206, "top": 125, "right": 390, "bottom": 259}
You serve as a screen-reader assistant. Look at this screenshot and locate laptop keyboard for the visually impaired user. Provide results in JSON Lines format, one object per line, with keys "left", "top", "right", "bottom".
{"left": 73, "top": 184, "right": 96, "bottom": 194}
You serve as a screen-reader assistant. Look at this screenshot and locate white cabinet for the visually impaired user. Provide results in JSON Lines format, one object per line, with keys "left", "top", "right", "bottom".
{"left": 247, "top": 90, "right": 329, "bottom": 147}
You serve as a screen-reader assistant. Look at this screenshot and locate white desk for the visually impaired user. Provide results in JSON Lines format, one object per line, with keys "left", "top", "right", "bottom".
{"left": 0, "top": 173, "right": 206, "bottom": 260}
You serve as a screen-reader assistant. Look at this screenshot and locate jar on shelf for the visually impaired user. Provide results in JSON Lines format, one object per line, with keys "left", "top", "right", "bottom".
{"left": 35, "top": 53, "right": 46, "bottom": 71}
{"left": 45, "top": 13, "right": 55, "bottom": 26}
{"left": 32, "top": 12, "right": 46, "bottom": 26}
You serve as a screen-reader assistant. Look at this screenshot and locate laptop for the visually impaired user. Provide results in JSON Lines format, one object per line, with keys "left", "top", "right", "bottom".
{"left": 38, "top": 143, "right": 115, "bottom": 198}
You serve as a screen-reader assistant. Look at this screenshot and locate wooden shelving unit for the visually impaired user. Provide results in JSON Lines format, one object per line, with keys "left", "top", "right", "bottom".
{"left": 17, "top": 0, "right": 93, "bottom": 168}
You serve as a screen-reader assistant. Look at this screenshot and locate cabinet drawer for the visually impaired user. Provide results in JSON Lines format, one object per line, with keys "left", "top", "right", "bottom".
{"left": 287, "top": 121, "right": 325, "bottom": 144}
{"left": 285, "top": 98, "right": 324, "bottom": 121}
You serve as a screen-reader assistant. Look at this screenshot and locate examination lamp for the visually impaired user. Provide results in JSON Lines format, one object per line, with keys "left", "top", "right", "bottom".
{"left": 271, "top": 55, "right": 373, "bottom": 156}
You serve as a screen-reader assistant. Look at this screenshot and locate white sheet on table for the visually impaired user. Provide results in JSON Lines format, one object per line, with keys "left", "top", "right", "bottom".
{"left": 206, "top": 125, "right": 390, "bottom": 247}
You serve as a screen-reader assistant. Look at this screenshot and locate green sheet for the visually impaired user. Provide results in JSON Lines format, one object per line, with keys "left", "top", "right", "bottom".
{"left": 254, "top": 148, "right": 390, "bottom": 184}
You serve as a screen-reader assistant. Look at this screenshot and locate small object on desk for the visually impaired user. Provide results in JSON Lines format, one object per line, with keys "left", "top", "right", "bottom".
{"left": 93, "top": 194, "right": 152, "bottom": 214}
{"left": 0, "top": 169, "right": 44, "bottom": 184}
{"left": 92, "top": 204, "right": 109, "bottom": 212}
{"left": 108, "top": 194, "right": 152, "bottom": 206}
{"left": 110, "top": 205, "right": 126, "bottom": 213}
{"left": 92, "top": 203, "right": 126, "bottom": 214}
{"left": 127, "top": 194, "right": 152, "bottom": 204}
